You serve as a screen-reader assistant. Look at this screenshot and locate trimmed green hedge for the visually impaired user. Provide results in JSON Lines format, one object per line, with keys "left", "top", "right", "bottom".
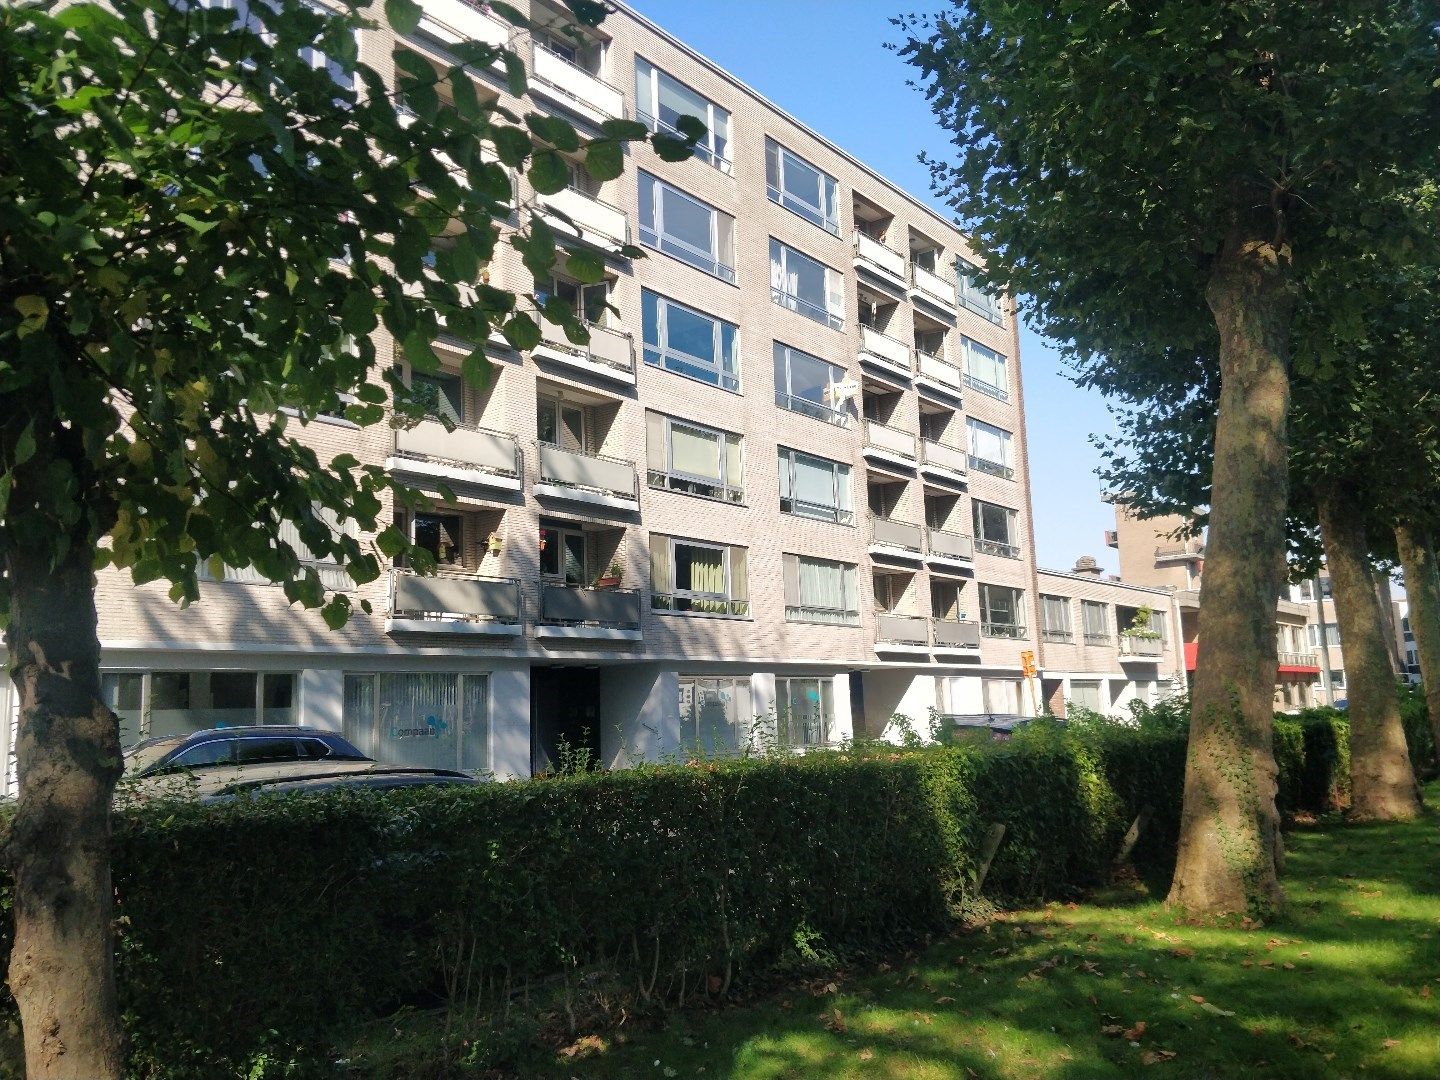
{"left": 0, "top": 711, "right": 1356, "bottom": 1077}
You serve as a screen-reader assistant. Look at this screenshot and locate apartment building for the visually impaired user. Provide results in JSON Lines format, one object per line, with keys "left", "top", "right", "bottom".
{"left": 1289, "top": 572, "right": 1411, "bottom": 703}
{"left": 0, "top": 0, "right": 1044, "bottom": 786}
{"left": 1105, "top": 502, "right": 1322, "bottom": 710}
{"left": 1035, "top": 558, "right": 1186, "bottom": 718}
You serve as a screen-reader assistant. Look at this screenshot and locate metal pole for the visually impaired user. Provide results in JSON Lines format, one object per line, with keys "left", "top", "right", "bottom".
{"left": 1313, "top": 576, "right": 1335, "bottom": 706}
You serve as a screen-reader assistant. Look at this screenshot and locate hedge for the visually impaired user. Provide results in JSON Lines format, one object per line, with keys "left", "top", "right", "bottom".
{"left": 0, "top": 710, "right": 1357, "bottom": 1077}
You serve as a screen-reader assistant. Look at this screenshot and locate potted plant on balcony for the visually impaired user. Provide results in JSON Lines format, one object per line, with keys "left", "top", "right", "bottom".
{"left": 594, "top": 561, "right": 623, "bottom": 588}
{"left": 1121, "top": 605, "right": 1162, "bottom": 640}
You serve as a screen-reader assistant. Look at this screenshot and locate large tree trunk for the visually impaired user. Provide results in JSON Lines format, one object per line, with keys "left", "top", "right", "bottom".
{"left": 1395, "top": 522, "right": 1440, "bottom": 766}
{"left": 1316, "top": 485, "right": 1420, "bottom": 820}
{"left": 1168, "top": 230, "right": 1291, "bottom": 917}
{"left": 6, "top": 535, "right": 125, "bottom": 1080}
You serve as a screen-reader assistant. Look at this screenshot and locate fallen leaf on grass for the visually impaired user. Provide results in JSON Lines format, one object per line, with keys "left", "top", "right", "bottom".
{"left": 1420, "top": 985, "right": 1432, "bottom": 999}
{"left": 1101, "top": 1024, "right": 1125, "bottom": 1038}
{"left": 935, "top": 996, "right": 956, "bottom": 1005}
{"left": 822, "top": 1009, "right": 847, "bottom": 1034}
{"left": 1199, "top": 1002, "right": 1236, "bottom": 1017}
{"left": 1124, "top": 1021, "right": 1147, "bottom": 1041}
{"left": 1189, "top": 995, "right": 1206, "bottom": 1004}
{"left": 1170, "top": 947, "right": 1196, "bottom": 959}
{"left": 857, "top": 1049, "right": 874, "bottom": 1061}
{"left": 1383, "top": 1038, "right": 1400, "bottom": 1050}
{"left": 1282, "top": 962, "right": 1296, "bottom": 970}
{"left": 1140, "top": 1049, "right": 1177, "bottom": 1065}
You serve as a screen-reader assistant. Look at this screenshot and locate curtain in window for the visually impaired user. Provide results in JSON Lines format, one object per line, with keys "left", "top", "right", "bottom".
{"left": 677, "top": 544, "right": 725, "bottom": 595}
{"left": 963, "top": 338, "right": 1006, "bottom": 388}
{"left": 461, "top": 674, "right": 489, "bottom": 772}
{"left": 968, "top": 419, "right": 1010, "bottom": 464}
{"left": 1040, "top": 595, "right": 1071, "bottom": 633}
{"left": 769, "top": 238, "right": 795, "bottom": 298}
{"left": 723, "top": 433, "right": 743, "bottom": 491}
{"left": 670, "top": 422, "right": 721, "bottom": 479}
{"left": 649, "top": 534, "right": 672, "bottom": 595}
{"left": 1070, "top": 681, "right": 1103, "bottom": 712}
{"left": 791, "top": 452, "right": 837, "bottom": 513}
{"left": 375, "top": 673, "right": 460, "bottom": 772}
{"left": 982, "top": 678, "right": 1020, "bottom": 713}
{"left": 645, "top": 411, "right": 666, "bottom": 473}
{"left": 1081, "top": 602, "right": 1109, "bottom": 637}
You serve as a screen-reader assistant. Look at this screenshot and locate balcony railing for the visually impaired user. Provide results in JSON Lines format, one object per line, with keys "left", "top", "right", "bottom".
{"left": 649, "top": 466, "right": 744, "bottom": 505}
{"left": 968, "top": 454, "right": 1015, "bottom": 481}
{"left": 536, "top": 443, "right": 639, "bottom": 504}
{"left": 962, "top": 372, "right": 1009, "bottom": 403}
{"left": 1041, "top": 628, "right": 1074, "bottom": 643}
{"left": 539, "top": 583, "right": 642, "bottom": 630}
{"left": 410, "top": 0, "right": 510, "bottom": 53}
{"left": 1278, "top": 649, "right": 1320, "bottom": 668}
{"left": 910, "top": 263, "right": 957, "bottom": 312}
{"left": 1119, "top": 635, "right": 1166, "bottom": 658}
{"left": 651, "top": 592, "right": 750, "bottom": 618}
{"left": 772, "top": 286, "right": 843, "bottom": 330}
{"left": 785, "top": 603, "right": 861, "bottom": 626}
{"left": 389, "top": 569, "right": 522, "bottom": 630}
{"left": 920, "top": 438, "right": 968, "bottom": 478}
{"left": 876, "top": 613, "right": 928, "bottom": 645}
{"left": 975, "top": 537, "right": 1020, "bottom": 559}
{"left": 535, "top": 322, "right": 635, "bottom": 381}
{"left": 871, "top": 516, "right": 923, "bottom": 553}
{"left": 958, "top": 278, "right": 1004, "bottom": 325}
{"left": 926, "top": 528, "right": 974, "bottom": 562}
{"left": 1083, "top": 632, "right": 1114, "bottom": 647}
{"left": 859, "top": 325, "right": 913, "bottom": 375}
{"left": 853, "top": 231, "right": 907, "bottom": 284}
{"left": 392, "top": 418, "right": 521, "bottom": 487}
{"left": 932, "top": 619, "right": 981, "bottom": 649}
{"left": 981, "top": 622, "right": 1027, "bottom": 639}
{"left": 774, "top": 391, "right": 849, "bottom": 426}
{"left": 916, "top": 350, "right": 964, "bottom": 394}
{"left": 536, "top": 185, "right": 629, "bottom": 251}
{"left": 530, "top": 38, "right": 624, "bottom": 122}
{"left": 864, "top": 419, "right": 918, "bottom": 461}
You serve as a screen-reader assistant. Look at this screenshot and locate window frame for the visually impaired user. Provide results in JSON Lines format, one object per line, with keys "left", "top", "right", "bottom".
{"left": 778, "top": 446, "right": 854, "bottom": 525}
{"left": 678, "top": 675, "right": 753, "bottom": 756}
{"left": 772, "top": 342, "right": 849, "bottom": 424}
{"left": 1039, "top": 594, "right": 1073, "bottom": 641}
{"left": 638, "top": 172, "right": 736, "bottom": 282}
{"left": 769, "top": 238, "right": 844, "bottom": 330}
{"left": 966, "top": 417, "right": 1015, "bottom": 480}
{"left": 775, "top": 676, "right": 835, "bottom": 748}
{"left": 635, "top": 58, "right": 732, "bottom": 173}
{"left": 972, "top": 500, "right": 1020, "bottom": 558}
{"left": 650, "top": 535, "right": 750, "bottom": 618}
{"left": 641, "top": 289, "right": 741, "bottom": 392}
{"left": 960, "top": 336, "right": 1009, "bottom": 402}
{"left": 764, "top": 138, "right": 841, "bottom": 235}
{"left": 956, "top": 258, "right": 1004, "bottom": 325}
{"left": 979, "top": 582, "right": 1026, "bottom": 638}
{"left": 783, "top": 553, "right": 860, "bottom": 625}
{"left": 1081, "top": 600, "right": 1112, "bottom": 645}
{"left": 646, "top": 413, "right": 745, "bottom": 504}
{"left": 341, "top": 671, "right": 490, "bottom": 774}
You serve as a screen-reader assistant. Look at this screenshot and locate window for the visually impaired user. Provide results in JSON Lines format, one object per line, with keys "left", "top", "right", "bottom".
{"left": 679, "top": 676, "right": 753, "bottom": 756}
{"left": 102, "top": 672, "right": 145, "bottom": 747}
{"left": 536, "top": 277, "right": 609, "bottom": 326}
{"left": 646, "top": 413, "right": 744, "bottom": 503}
{"left": 765, "top": 139, "right": 840, "bottom": 235}
{"left": 967, "top": 418, "right": 1014, "bottom": 480}
{"left": 1040, "top": 595, "right": 1072, "bottom": 642}
{"left": 1070, "top": 680, "right": 1103, "bottom": 713}
{"left": 931, "top": 578, "right": 966, "bottom": 621}
{"left": 1308, "top": 623, "right": 1342, "bottom": 648}
{"left": 979, "top": 583, "right": 1025, "bottom": 638}
{"left": 642, "top": 290, "right": 740, "bottom": 391}
{"left": 638, "top": 173, "right": 736, "bottom": 281}
{"left": 773, "top": 342, "right": 848, "bottom": 424}
{"left": 783, "top": 554, "right": 859, "bottom": 625}
{"left": 1081, "top": 600, "right": 1112, "bottom": 645}
{"left": 411, "top": 512, "right": 463, "bottom": 567}
{"left": 778, "top": 447, "right": 853, "bottom": 524}
{"left": 769, "top": 239, "right": 844, "bottom": 329}
{"left": 982, "top": 678, "right": 1021, "bottom": 713}
{"left": 201, "top": 504, "right": 355, "bottom": 591}
{"left": 539, "top": 526, "right": 587, "bottom": 585}
{"left": 107, "top": 670, "right": 297, "bottom": 743}
{"left": 650, "top": 535, "right": 749, "bottom": 617}
{"left": 636, "top": 59, "right": 731, "bottom": 172}
{"left": 298, "top": 0, "right": 356, "bottom": 91}
{"left": 412, "top": 370, "right": 464, "bottom": 426}
{"left": 972, "top": 500, "right": 1019, "bottom": 558}
{"left": 961, "top": 337, "right": 1008, "bottom": 401}
{"left": 537, "top": 395, "right": 589, "bottom": 452}
{"left": 957, "top": 258, "right": 1003, "bottom": 324}
{"left": 342, "top": 672, "right": 489, "bottom": 773}
{"left": 776, "top": 677, "right": 834, "bottom": 748}
{"left": 1329, "top": 668, "right": 1346, "bottom": 690}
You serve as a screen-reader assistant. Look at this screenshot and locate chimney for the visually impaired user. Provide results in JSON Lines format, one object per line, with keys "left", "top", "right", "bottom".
{"left": 1073, "top": 555, "right": 1105, "bottom": 577}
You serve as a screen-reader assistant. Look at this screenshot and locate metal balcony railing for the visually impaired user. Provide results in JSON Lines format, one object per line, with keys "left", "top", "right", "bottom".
{"left": 853, "top": 230, "right": 907, "bottom": 281}
{"left": 772, "top": 285, "right": 843, "bottom": 330}
{"left": 910, "top": 263, "right": 957, "bottom": 310}
{"left": 917, "top": 350, "right": 963, "bottom": 392}
{"left": 968, "top": 454, "right": 1016, "bottom": 481}
{"left": 859, "top": 325, "right": 913, "bottom": 373}
{"left": 932, "top": 619, "right": 981, "bottom": 649}
{"left": 393, "top": 418, "right": 521, "bottom": 480}
{"left": 774, "top": 390, "right": 849, "bottom": 426}
{"left": 536, "top": 322, "right": 635, "bottom": 377}
{"left": 536, "top": 186, "right": 629, "bottom": 250}
{"left": 1083, "top": 632, "right": 1114, "bottom": 647}
{"left": 390, "top": 568, "right": 522, "bottom": 626}
{"left": 539, "top": 583, "right": 642, "bottom": 629}
{"left": 530, "top": 37, "right": 624, "bottom": 120}
{"left": 975, "top": 537, "right": 1020, "bottom": 559}
{"left": 926, "top": 528, "right": 974, "bottom": 561}
{"left": 920, "top": 438, "right": 969, "bottom": 476}
{"left": 1119, "top": 635, "right": 1165, "bottom": 657}
{"left": 864, "top": 419, "right": 918, "bottom": 460}
{"left": 871, "top": 516, "right": 923, "bottom": 553}
{"left": 981, "top": 622, "right": 1027, "bottom": 640}
{"left": 962, "top": 372, "right": 1009, "bottom": 403}
{"left": 536, "top": 443, "right": 639, "bottom": 502}
{"left": 1041, "top": 628, "right": 1074, "bottom": 643}
{"left": 876, "top": 613, "right": 928, "bottom": 645}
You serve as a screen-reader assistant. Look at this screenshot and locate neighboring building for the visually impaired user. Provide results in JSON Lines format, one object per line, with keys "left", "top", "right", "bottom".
{"left": 1290, "top": 572, "right": 1411, "bottom": 702}
{"left": 1, "top": 1, "right": 1044, "bottom": 787}
{"left": 1035, "top": 558, "right": 1186, "bottom": 718}
{"left": 1105, "top": 504, "right": 1322, "bottom": 710}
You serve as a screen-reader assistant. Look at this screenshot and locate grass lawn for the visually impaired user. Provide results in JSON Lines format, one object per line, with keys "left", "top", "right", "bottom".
{"left": 537, "top": 785, "right": 1440, "bottom": 1079}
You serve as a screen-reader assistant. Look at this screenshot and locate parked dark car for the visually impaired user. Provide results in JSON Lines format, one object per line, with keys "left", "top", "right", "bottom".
{"left": 124, "top": 726, "right": 369, "bottom": 778}
{"left": 937, "top": 713, "right": 1049, "bottom": 741}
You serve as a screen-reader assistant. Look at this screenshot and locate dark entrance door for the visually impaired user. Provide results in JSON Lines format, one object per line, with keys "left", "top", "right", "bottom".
{"left": 531, "top": 667, "right": 602, "bottom": 775}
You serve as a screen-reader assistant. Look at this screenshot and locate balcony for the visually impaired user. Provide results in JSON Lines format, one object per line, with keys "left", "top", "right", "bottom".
{"left": 875, "top": 613, "right": 929, "bottom": 654}
{"left": 387, "top": 419, "right": 522, "bottom": 493}
{"left": 963, "top": 372, "right": 1009, "bottom": 404}
{"left": 863, "top": 419, "right": 918, "bottom": 471}
{"left": 919, "top": 438, "right": 968, "bottom": 487}
{"left": 1278, "top": 649, "right": 1321, "bottom": 673}
{"left": 534, "top": 323, "right": 635, "bottom": 385}
{"left": 1119, "top": 634, "right": 1165, "bottom": 660}
{"left": 536, "top": 186, "right": 629, "bottom": 253}
{"left": 909, "top": 264, "right": 957, "bottom": 318}
{"left": 530, "top": 39, "right": 624, "bottom": 125}
{"left": 925, "top": 528, "right": 974, "bottom": 574}
{"left": 869, "top": 516, "right": 924, "bottom": 562}
{"left": 932, "top": 618, "right": 981, "bottom": 652}
{"left": 386, "top": 569, "right": 522, "bottom": 636}
{"left": 852, "top": 231, "right": 907, "bottom": 292}
{"left": 536, "top": 583, "right": 642, "bottom": 641}
{"left": 1155, "top": 543, "right": 1205, "bottom": 564}
{"left": 409, "top": 0, "right": 510, "bottom": 57}
{"left": 858, "top": 326, "right": 913, "bottom": 381}
{"left": 915, "top": 350, "right": 964, "bottom": 402}
{"left": 535, "top": 443, "right": 639, "bottom": 510}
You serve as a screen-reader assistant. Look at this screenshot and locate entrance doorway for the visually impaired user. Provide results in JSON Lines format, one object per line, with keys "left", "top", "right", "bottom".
{"left": 531, "top": 667, "right": 602, "bottom": 775}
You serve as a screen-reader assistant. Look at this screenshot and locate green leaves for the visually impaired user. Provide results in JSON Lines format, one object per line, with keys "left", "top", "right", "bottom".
{"left": 13, "top": 296, "right": 48, "bottom": 338}
{"left": 584, "top": 139, "right": 624, "bottom": 181}
{"left": 502, "top": 312, "right": 541, "bottom": 351}
{"left": 383, "top": 0, "right": 423, "bottom": 36}
{"left": 527, "top": 149, "right": 570, "bottom": 195}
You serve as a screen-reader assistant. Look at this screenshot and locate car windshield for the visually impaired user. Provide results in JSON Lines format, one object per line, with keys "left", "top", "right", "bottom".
{"left": 124, "top": 738, "right": 187, "bottom": 775}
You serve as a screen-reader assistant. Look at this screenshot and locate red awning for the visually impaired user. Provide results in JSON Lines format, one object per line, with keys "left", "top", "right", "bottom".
{"left": 1185, "top": 641, "right": 1319, "bottom": 676}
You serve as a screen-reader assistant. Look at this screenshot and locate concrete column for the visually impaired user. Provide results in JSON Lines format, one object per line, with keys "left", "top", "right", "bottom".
{"left": 299, "top": 668, "right": 344, "bottom": 733}
{"left": 489, "top": 665, "right": 531, "bottom": 780}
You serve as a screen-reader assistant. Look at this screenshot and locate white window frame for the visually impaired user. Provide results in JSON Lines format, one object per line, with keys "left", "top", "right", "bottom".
{"left": 967, "top": 418, "right": 1015, "bottom": 480}
{"left": 956, "top": 258, "right": 1003, "bottom": 324}
{"left": 638, "top": 172, "right": 736, "bottom": 282}
{"left": 641, "top": 289, "right": 740, "bottom": 392}
{"left": 979, "top": 582, "right": 1025, "bottom": 638}
{"left": 775, "top": 676, "right": 835, "bottom": 748}
{"left": 650, "top": 535, "right": 749, "bottom": 618}
{"left": 1039, "top": 594, "right": 1073, "bottom": 641}
{"left": 783, "top": 553, "right": 860, "bottom": 625}
{"left": 769, "top": 238, "right": 844, "bottom": 330}
{"left": 647, "top": 413, "right": 744, "bottom": 504}
{"left": 778, "top": 447, "right": 853, "bottom": 525}
{"left": 960, "top": 336, "right": 1009, "bottom": 402}
{"left": 635, "top": 58, "right": 732, "bottom": 173}
{"left": 1081, "top": 600, "right": 1112, "bottom": 645}
{"left": 678, "top": 676, "right": 753, "bottom": 755}
{"left": 342, "top": 671, "right": 490, "bottom": 774}
{"left": 972, "top": 500, "right": 1019, "bottom": 558}
{"left": 765, "top": 138, "right": 840, "bottom": 235}
{"left": 772, "top": 342, "right": 848, "bottom": 425}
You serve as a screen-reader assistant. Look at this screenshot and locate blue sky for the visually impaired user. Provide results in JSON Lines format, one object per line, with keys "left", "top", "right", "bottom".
{"left": 630, "top": 0, "right": 1123, "bottom": 573}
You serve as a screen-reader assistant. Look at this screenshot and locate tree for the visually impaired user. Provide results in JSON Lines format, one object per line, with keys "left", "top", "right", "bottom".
{"left": 0, "top": 1, "right": 694, "bottom": 1075}
{"left": 902, "top": 1, "right": 1437, "bottom": 913}
{"left": 1395, "top": 525, "right": 1440, "bottom": 764}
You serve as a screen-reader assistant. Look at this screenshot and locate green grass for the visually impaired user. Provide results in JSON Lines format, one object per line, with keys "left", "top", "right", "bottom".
{"left": 533, "top": 785, "right": 1440, "bottom": 1079}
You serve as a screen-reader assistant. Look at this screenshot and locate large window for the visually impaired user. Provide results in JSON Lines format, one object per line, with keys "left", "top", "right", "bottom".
{"left": 765, "top": 139, "right": 840, "bottom": 235}
{"left": 202, "top": 504, "right": 355, "bottom": 591}
{"left": 636, "top": 59, "right": 731, "bottom": 172}
{"left": 642, "top": 290, "right": 740, "bottom": 391}
{"left": 536, "top": 276, "right": 609, "bottom": 326}
{"left": 981, "top": 678, "right": 1021, "bottom": 713}
{"left": 539, "top": 525, "right": 587, "bottom": 585}
{"left": 1308, "top": 623, "right": 1342, "bottom": 648}
{"left": 646, "top": 413, "right": 744, "bottom": 503}
{"left": 972, "top": 500, "right": 1019, "bottom": 558}
{"left": 783, "top": 554, "right": 860, "bottom": 625}
{"left": 102, "top": 669, "right": 297, "bottom": 746}
{"left": 961, "top": 337, "right": 1008, "bottom": 401}
{"left": 967, "top": 418, "right": 1015, "bottom": 480}
{"left": 957, "top": 258, "right": 1003, "bottom": 324}
{"left": 979, "top": 583, "right": 1025, "bottom": 638}
{"left": 342, "top": 672, "right": 489, "bottom": 774}
{"left": 769, "top": 239, "right": 844, "bottom": 330}
{"left": 778, "top": 447, "right": 853, "bottom": 524}
{"left": 1081, "top": 600, "right": 1112, "bottom": 645}
{"left": 412, "top": 370, "right": 464, "bottom": 425}
{"left": 678, "top": 676, "right": 753, "bottom": 755}
{"left": 776, "top": 677, "right": 835, "bottom": 748}
{"left": 1040, "top": 595, "right": 1072, "bottom": 642}
{"left": 650, "top": 535, "right": 749, "bottom": 617}
{"left": 773, "top": 342, "right": 848, "bottom": 424}
{"left": 1069, "top": 680, "right": 1103, "bottom": 713}
{"left": 638, "top": 172, "right": 736, "bottom": 281}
